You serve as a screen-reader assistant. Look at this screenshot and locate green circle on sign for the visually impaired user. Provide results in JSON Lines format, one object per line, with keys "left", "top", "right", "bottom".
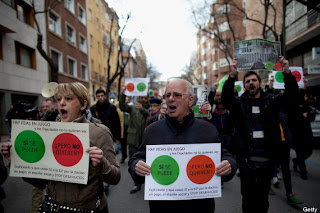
{"left": 137, "top": 83, "right": 146, "bottom": 92}
{"left": 275, "top": 72, "right": 284, "bottom": 83}
{"left": 151, "top": 155, "right": 179, "bottom": 185}
{"left": 235, "top": 85, "right": 242, "bottom": 93}
{"left": 15, "top": 130, "right": 45, "bottom": 163}
{"left": 192, "top": 105, "right": 200, "bottom": 113}
{"left": 265, "top": 61, "right": 274, "bottom": 70}
{"left": 149, "top": 91, "right": 154, "bottom": 96}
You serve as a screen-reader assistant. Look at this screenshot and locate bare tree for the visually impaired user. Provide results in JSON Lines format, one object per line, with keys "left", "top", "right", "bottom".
{"left": 147, "top": 62, "right": 161, "bottom": 91}
{"left": 190, "top": 0, "right": 281, "bottom": 71}
{"left": 30, "top": 0, "right": 61, "bottom": 82}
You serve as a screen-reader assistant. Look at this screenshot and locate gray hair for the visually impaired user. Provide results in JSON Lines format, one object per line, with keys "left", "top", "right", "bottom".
{"left": 166, "top": 79, "right": 194, "bottom": 96}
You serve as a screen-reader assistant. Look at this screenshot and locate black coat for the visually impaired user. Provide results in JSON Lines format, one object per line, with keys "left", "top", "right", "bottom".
{"left": 221, "top": 72, "right": 298, "bottom": 160}
{"left": 129, "top": 112, "right": 237, "bottom": 183}
{"left": 128, "top": 112, "right": 237, "bottom": 212}
{"left": 90, "top": 101, "right": 121, "bottom": 141}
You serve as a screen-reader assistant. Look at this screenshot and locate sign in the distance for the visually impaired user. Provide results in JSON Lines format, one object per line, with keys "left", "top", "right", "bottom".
{"left": 124, "top": 78, "right": 149, "bottom": 96}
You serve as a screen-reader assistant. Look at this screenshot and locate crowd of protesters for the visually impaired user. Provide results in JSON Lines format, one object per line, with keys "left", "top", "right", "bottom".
{"left": 0, "top": 55, "right": 319, "bottom": 213}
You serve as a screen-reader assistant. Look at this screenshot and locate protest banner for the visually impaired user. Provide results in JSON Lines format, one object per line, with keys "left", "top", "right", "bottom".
{"left": 234, "top": 38, "right": 281, "bottom": 71}
{"left": 192, "top": 85, "right": 209, "bottom": 117}
{"left": 124, "top": 78, "right": 149, "bottom": 96}
{"left": 273, "top": 66, "right": 304, "bottom": 89}
{"left": 145, "top": 143, "right": 221, "bottom": 200}
{"left": 10, "top": 120, "right": 89, "bottom": 184}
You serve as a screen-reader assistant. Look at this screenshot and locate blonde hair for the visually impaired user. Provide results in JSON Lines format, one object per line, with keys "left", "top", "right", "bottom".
{"left": 54, "top": 82, "right": 89, "bottom": 107}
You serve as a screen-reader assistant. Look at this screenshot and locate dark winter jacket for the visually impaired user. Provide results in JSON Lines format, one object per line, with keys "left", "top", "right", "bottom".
{"left": 129, "top": 112, "right": 237, "bottom": 183}
{"left": 221, "top": 72, "right": 298, "bottom": 160}
{"left": 128, "top": 112, "right": 237, "bottom": 212}
{"left": 90, "top": 100, "right": 121, "bottom": 141}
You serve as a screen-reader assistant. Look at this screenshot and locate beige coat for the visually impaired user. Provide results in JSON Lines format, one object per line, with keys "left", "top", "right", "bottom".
{"left": 46, "top": 115, "right": 120, "bottom": 210}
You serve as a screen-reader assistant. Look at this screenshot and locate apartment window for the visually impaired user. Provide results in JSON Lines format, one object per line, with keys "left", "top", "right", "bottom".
{"left": 96, "top": 18, "right": 99, "bottom": 29}
{"left": 97, "top": 41, "right": 100, "bottom": 53}
{"left": 0, "top": 35, "right": 2, "bottom": 59}
{"left": 65, "top": 0, "right": 75, "bottom": 14}
{"left": 212, "top": 62, "right": 218, "bottom": 70}
{"left": 78, "top": 5, "right": 86, "bottom": 25}
{"left": 2, "top": 0, "right": 14, "bottom": 7}
{"left": 51, "top": 49, "right": 63, "bottom": 73}
{"left": 88, "top": 9, "right": 92, "bottom": 21}
{"left": 266, "top": 29, "right": 273, "bottom": 41}
{"left": 242, "top": 0, "right": 246, "bottom": 8}
{"left": 90, "top": 34, "right": 93, "bottom": 47}
{"left": 66, "top": 24, "right": 76, "bottom": 45}
{"left": 79, "top": 35, "right": 87, "bottom": 53}
{"left": 68, "top": 57, "right": 77, "bottom": 77}
{"left": 91, "top": 59, "right": 94, "bottom": 73}
{"left": 96, "top": 0, "right": 99, "bottom": 6}
{"left": 220, "top": 57, "right": 232, "bottom": 67}
{"left": 15, "top": 41, "right": 36, "bottom": 69}
{"left": 105, "top": 9, "right": 109, "bottom": 21}
{"left": 49, "top": 11, "right": 61, "bottom": 35}
{"left": 92, "top": 85, "right": 96, "bottom": 101}
{"left": 16, "top": 0, "right": 34, "bottom": 27}
{"left": 243, "top": 17, "right": 247, "bottom": 27}
{"left": 218, "top": 22, "right": 230, "bottom": 33}
{"left": 285, "top": 1, "right": 307, "bottom": 27}
{"left": 218, "top": 4, "right": 230, "bottom": 15}
{"left": 81, "top": 64, "right": 88, "bottom": 81}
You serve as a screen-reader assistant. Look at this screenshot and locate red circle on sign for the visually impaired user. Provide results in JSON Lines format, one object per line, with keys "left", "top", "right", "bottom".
{"left": 274, "top": 63, "right": 282, "bottom": 71}
{"left": 52, "top": 133, "right": 83, "bottom": 167}
{"left": 186, "top": 155, "right": 215, "bottom": 184}
{"left": 127, "top": 83, "right": 135, "bottom": 92}
{"left": 292, "top": 70, "right": 302, "bottom": 82}
{"left": 200, "top": 105, "right": 208, "bottom": 114}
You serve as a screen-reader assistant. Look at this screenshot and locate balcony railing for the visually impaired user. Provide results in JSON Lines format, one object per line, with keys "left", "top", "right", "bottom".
{"left": 286, "top": 6, "right": 320, "bottom": 42}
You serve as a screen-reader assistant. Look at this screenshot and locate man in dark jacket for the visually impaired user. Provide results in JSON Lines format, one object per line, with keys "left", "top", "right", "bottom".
{"left": 91, "top": 89, "right": 121, "bottom": 144}
{"left": 221, "top": 56, "right": 298, "bottom": 213}
{"left": 90, "top": 89, "right": 121, "bottom": 193}
{"left": 129, "top": 79, "right": 237, "bottom": 213}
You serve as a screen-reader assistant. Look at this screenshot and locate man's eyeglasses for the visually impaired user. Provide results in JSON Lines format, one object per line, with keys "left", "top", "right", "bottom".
{"left": 163, "top": 92, "right": 189, "bottom": 99}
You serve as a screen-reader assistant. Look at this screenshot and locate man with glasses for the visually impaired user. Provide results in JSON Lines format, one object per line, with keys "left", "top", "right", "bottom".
{"left": 128, "top": 79, "right": 237, "bottom": 212}
{"left": 119, "top": 87, "right": 150, "bottom": 194}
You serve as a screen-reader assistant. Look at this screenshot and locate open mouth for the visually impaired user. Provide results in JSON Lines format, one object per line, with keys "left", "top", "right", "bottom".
{"left": 168, "top": 105, "right": 176, "bottom": 113}
{"left": 249, "top": 85, "right": 255, "bottom": 91}
{"left": 60, "top": 109, "right": 68, "bottom": 116}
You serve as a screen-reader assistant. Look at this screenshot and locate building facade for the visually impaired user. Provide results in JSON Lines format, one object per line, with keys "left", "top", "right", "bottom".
{"left": 0, "top": 0, "right": 47, "bottom": 135}
{"left": 87, "top": 0, "right": 120, "bottom": 105}
{"left": 285, "top": 0, "right": 320, "bottom": 96}
{"left": 46, "top": 0, "right": 89, "bottom": 88}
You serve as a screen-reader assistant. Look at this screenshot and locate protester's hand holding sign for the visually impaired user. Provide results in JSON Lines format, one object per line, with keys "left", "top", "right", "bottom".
{"left": 1, "top": 142, "right": 12, "bottom": 161}
{"left": 230, "top": 58, "right": 238, "bottom": 78}
{"left": 135, "top": 160, "right": 151, "bottom": 177}
{"left": 280, "top": 56, "right": 289, "bottom": 74}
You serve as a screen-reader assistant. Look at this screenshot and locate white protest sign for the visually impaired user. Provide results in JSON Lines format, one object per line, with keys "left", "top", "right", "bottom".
{"left": 145, "top": 143, "right": 221, "bottom": 200}
{"left": 124, "top": 78, "right": 149, "bottom": 96}
{"left": 235, "top": 81, "right": 244, "bottom": 96}
{"left": 192, "top": 85, "right": 209, "bottom": 117}
{"left": 273, "top": 66, "right": 304, "bottom": 89}
{"left": 10, "top": 120, "right": 90, "bottom": 185}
